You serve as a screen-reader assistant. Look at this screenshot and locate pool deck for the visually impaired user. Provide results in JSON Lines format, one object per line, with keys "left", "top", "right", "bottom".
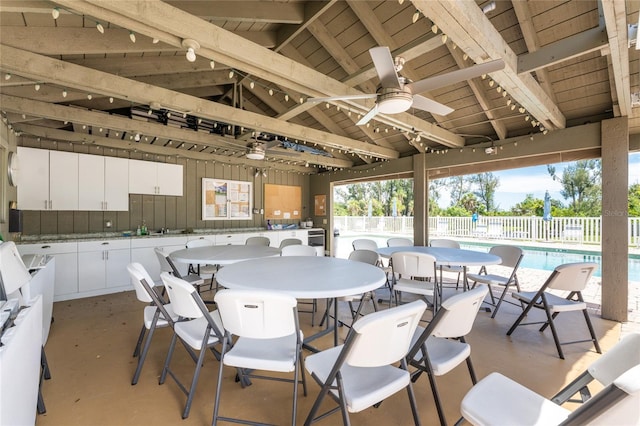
{"left": 334, "top": 232, "right": 640, "bottom": 338}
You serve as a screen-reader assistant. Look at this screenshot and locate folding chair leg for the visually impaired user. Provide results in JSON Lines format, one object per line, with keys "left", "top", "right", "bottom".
{"left": 181, "top": 339, "right": 209, "bottom": 419}
{"left": 427, "top": 370, "right": 447, "bottom": 426}
{"left": 41, "top": 346, "right": 51, "bottom": 380}
{"left": 160, "top": 333, "right": 178, "bottom": 385}
{"left": 506, "top": 296, "right": 538, "bottom": 336}
{"left": 490, "top": 285, "right": 509, "bottom": 319}
{"left": 401, "top": 359, "right": 421, "bottom": 426}
{"left": 541, "top": 300, "right": 565, "bottom": 359}
{"left": 132, "top": 325, "right": 157, "bottom": 385}
{"left": 133, "top": 324, "right": 146, "bottom": 357}
{"left": 582, "top": 309, "right": 602, "bottom": 354}
{"left": 212, "top": 338, "right": 229, "bottom": 426}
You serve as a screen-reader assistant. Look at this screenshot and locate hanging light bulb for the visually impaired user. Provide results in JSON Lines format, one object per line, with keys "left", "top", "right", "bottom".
{"left": 228, "top": 70, "right": 234, "bottom": 78}
{"left": 525, "top": 115, "right": 530, "bottom": 121}
{"left": 489, "top": 80, "right": 494, "bottom": 87}
{"left": 284, "top": 94, "right": 289, "bottom": 102}
{"left": 4, "top": 73, "right": 11, "bottom": 80}
{"left": 209, "top": 60, "right": 215, "bottom": 69}
{"left": 109, "top": 97, "right": 114, "bottom": 103}
{"left": 299, "top": 97, "right": 304, "bottom": 104}
{"left": 87, "top": 94, "right": 93, "bottom": 100}
{"left": 250, "top": 81, "right": 255, "bottom": 89}
{"left": 134, "top": 133, "right": 141, "bottom": 141}
{"left": 62, "top": 88, "right": 68, "bottom": 98}
{"left": 52, "top": 7, "right": 60, "bottom": 19}
{"left": 510, "top": 104, "right": 516, "bottom": 110}
{"left": 152, "top": 38, "right": 159, "bottom": 44}
{"left": 441, "top": 34, "right": 448, "bottom": 43}
{"left": 463, "top": 53, "right": 468, "bottom": 61}
{"left": 431, "top": 24, "right": 438, "bottom": 34}
{"left": 518, "top": 106, "right": 525, "bottom": 113}
{"left": 412, "top": 10, "right": 420, "bottom": 23}
{"left": 543, "top": 129, "right": 548, "bottom": 135}
{"left": 185, "top": 47, "right": 197, "bottom": 62}
{"left": 269, "top": 88, "right": 274, "bottom": 96}
{"left": 129, "top": 31, "right": 136, "bottom": 43}
{"left": 398, "top": 0, "right": 404, "bottom": 4}
{"left": 34, "top": 83, "right": 40, "bottom": 91}
{"left": 96, "top": 22, "right": 104, "bottom": 34}
{"left": 496, "top": 86, "right": 502, "bottom": 93}
{"left": 481, "top": 74, "right": 487, "bottom": 79}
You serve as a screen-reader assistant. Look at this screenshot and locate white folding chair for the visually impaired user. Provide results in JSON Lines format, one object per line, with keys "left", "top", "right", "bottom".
{"left": 407, "top": 285, "right": 489, "bottom": 426}
{"left": 185, "top": 238, "right": 217, "bottom": 290}
{"left": 304, "top": 299, "right": 427, "bottom": 425}
{"left": 459, "top": 333, "right": 640, "bottom": 426}
{"left": 351, "top": 238, "right": 379, "bottom": 251}
{"left": 391, "top": 251, "right": 439, "bottom": 311}
{"left": 159, "top": 273, "right": 225, "bottom": 419}
{"left": 127, "top": 263, "right": 196, "bottom": 385}
{"left": 281, "top": 244, "right": 318, "bottom": 326}
{"left": 279, "top": 238, "right": 303, "bottom": 248}
{"left": 507, "top": 262, "right": 602, "bottom": 359}
{"left": 467, "top": 245, "right": 524, "bottom": 318}
{"left": 154, "top": 247, "right": 205, "bottom": 291}
{"left": 337, "top": 249, "right": 381, "bottom": 327}
{"left": 429, "top": 238, "right": 464, "bottom": 289}
{"left": 387, "top": 237, "right": 414, "bottom": 247}
{"left": 212, "top": 289, "right": 306, "bottom": 426}
{"left": 245, "top": 236, "right": 271, "bottom": 246}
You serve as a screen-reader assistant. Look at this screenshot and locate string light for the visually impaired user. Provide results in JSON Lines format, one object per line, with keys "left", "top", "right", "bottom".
{"left": 152, "top": 38, "right": 159, "bottom": 44}
{"left": 412, "top": 10, "right": 420, "bottom": 23}
{"left": 284, "top": 94, "right": 289, "bottom": 102}
{"left": 431, "top": 24, "right": 438, "bottom": 34}
{"left": 269, "top": 88, "right": 274, "bottom": 96}
{"left": 34, "top": 83, "right": 40, "bottom": 91}
{"left": 209, "top": 60, "right": 215, "bottom": 69}
{"left": 96, "top": 22, "right": 104, "bottom": 34}
{"left": 228, "top": 70, "right": 234, "bottom": 78}
{"left": 463, "top": 53, "right": 468, "bottom": 61}
{"left": 129, "top": 31, "right": 136, "bottom": 43}
{"left": 87, "top": 94, "right": 92, "bottom": 100}
{"left": 4, "top": 73, "right": 11, "bottom": 80}
{"left": 109, "top": 97, "right": 114, "bottom": 103}
{"left": 62, "top": 88, "right": 68, "bottom": 98}
{"left": 250, "top": 81, "right": 255, "bottom": 89}
{"left": 441, "top": 34, "right": 448, "bottom": 43}
{"left": 52, "top": 7, "right": 60, "bottom": 19}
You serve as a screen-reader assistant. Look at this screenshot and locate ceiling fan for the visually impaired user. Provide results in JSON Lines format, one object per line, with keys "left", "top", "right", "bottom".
{"left": 245, "top": 133, "right": 302, "bottom": 160}
{"left": 308, "top": 46, "right": 505, "bottom": 125}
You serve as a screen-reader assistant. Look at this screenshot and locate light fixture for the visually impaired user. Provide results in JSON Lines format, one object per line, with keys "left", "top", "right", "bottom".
{"left": 398, "top": 0, "right": 404, "bottom": 4}
{"left": 482, "top": 1, "right": 496, "bottom": 14}
{"left": 284, "top": 94, "right": 289, "bottom": 101}
{"left": 109, "top": 97, "right": 114, "bottom": 103}
{"left": 463, "top": 53, "right": 468, "bottom": 60}
{"left": 228, "top": 70, "right": 234, "bottom": 78}
{"left": 134, "top": 133, "right": 141, "bottom": 141}
{"left": 152, "top": 38, "right": 159, "bottom": 44}
{"left": 96, "top": 22, "right": 104, "bottom": 34}
{"left": 4, "top": 73, "right": 10, "bottom": 80}
{"left": 441, "top": 34, "right": 448, "bottom": 43}
{"left": 431, "top": 24, "right": 438, "bottom": 34}
{"left": 518, "top": 106, "right": 525, "bottom": 113}
{"left": 181, "top": 38, "right": 200, "bottom": 62}
{"left": 52, "top": 7, "right": 60, "bottom": 19}
{"left": 34, "top": 83, "right": 40, "bottom": 91}
{"left": 62, "top": 88, "right": 68, "bottom": 98}
{"left": 129, "top": 31, "right": 136, "bottom": 43}
{"left": 412, "top": 10, "right": 420, "bottom": 23}
{"left": 87, "top": 94, "right": 92, "bottom": 100}
{"left": 247, "top": 142, "right": 265, "bottom": 160}
{"left": 209, "top": 60, "right": 215, "bottom": 69}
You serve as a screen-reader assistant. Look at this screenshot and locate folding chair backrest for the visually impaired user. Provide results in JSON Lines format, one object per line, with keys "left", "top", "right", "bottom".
{"left": 588, "top": 333, "right": 640, "bottom": 387}
{"left": 128, "top": 262, "right": 156, "bottom": 303}
{"left": 0, "top": 241, "right": 32, "bottom": 299}
{"left": 346, "top": 299, "right": 427, "bottom": 367}
{"left": 348, "top": 249, "right": 379, "bottom": 266}
{"left": 154, "top": 247, "right": 176, "bottom": 274}
{"left": 281, "top": 244, "right": 317, "bottom": 256}
{"left": 245, "top": 236, "right": 270, "bottom": 246}
{"left": 547, "top": 262, "right": 598, "bottom": 292}
{"left": 279, "top": 238, "right": 302, "bottom": 248}
{"left": 563, "top": 364, "right": 640, "bottom": 426}
{"left": 430, "top": 285, "right": 489, "bottom": 338}
{"left": 352, "top": 238, "right": 378, "bottom": 251}
{"left": 160, "top": 272, "right": 203, "bottom": 319}
{"left": 429, "top": 239, "right": 460, "bottom": 249}
{"left": 489, "top": 245, "right": 523, "bottom": 269}
{"left": 387, "top": 237, "right": 413, "bottom": 247}
{"left": 214, "top": 289, "right": 298, "bottom": 339}
{"left": 186, "top": 238, "right": 214, "bottom": 248}
{"left": 391, "top": 251, "right": 437, "bottom": 280}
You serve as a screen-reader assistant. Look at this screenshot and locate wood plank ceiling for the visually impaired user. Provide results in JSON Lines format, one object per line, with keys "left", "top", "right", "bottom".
{"left": 0, "top": 0, "right": 638, "bottom": 174}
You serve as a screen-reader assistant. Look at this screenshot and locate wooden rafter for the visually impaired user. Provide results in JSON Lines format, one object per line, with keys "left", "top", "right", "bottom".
{"left": 601, "top": 0, "right": 631, "bottom": 117}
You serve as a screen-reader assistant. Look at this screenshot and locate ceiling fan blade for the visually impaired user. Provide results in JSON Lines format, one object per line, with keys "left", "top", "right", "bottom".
{"left": 369, "top": 46, "right": 401, "bottom": 89}
{"left": 411, "top": 95, "right": 454, "bottom": 116}
{"left": 356, "top": 105, "right": 379, "bottom": 125}
{"left": 307, "top": 94, "right": 377, "bottom": 103}
{"left": 266, "top": 148, "right": 302, "bottom": 157}
{"left": 407, "top": 59, "right": 505, "bottom": 95}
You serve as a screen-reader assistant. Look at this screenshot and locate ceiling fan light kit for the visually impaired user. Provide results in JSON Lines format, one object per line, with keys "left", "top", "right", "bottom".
{"left": 246, "top": 142, "right": 266, "bottom": 160}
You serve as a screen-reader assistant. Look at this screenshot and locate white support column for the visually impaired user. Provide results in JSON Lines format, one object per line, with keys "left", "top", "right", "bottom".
{"left": 601, "top": 117, "right": 628, "bottom": 322}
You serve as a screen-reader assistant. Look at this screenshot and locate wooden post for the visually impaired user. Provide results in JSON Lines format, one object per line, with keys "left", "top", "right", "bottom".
{"left": 413, "top": 154, "right": 427, "bottom": 246}
{"left": 601, "top": 117, "right": 628, "bottom": 322}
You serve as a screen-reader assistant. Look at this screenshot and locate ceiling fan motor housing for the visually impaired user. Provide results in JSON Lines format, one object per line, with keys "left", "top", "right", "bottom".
{"left": 377, "top": 87, "right": 414, "bottom": 114}
{"left": 247, "top": 142, "right": 266, "bottom": 160}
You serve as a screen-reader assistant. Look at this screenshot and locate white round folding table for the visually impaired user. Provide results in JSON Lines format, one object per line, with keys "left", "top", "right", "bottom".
{"left": 169, "top": 245, "right": 281, "bottom": 266}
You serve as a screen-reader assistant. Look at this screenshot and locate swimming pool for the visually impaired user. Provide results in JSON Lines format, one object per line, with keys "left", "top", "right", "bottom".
{"left": 334, "top": 234, "right": 640, "bottom": 282}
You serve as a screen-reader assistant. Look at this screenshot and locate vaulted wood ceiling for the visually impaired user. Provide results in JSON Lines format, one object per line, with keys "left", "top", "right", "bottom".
{"left": 0, "top": 0, "right": 638, "bottom": 174}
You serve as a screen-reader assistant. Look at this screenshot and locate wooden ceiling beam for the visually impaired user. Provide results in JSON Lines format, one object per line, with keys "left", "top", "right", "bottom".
{"left": 65, "top": 56, "right": 229, "bottom": 77}
{"left": 275, "top": 0, "right": 338, "bottom": 51}
{"left": 165, "top": 1, "right": 304, "bottom": 24}
{"left": 601, "top": 0, "right": 631, "bottom": 117}
{"left": 53, "top": 0, "right": 461, "bottom": 147}
{"left": 414, "top": 0, "right": 565, "bottom": 131}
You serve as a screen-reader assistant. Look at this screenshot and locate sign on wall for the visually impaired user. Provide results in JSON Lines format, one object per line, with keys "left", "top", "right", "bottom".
{"left": 202, "top": 178, "right": 252, "bottom": 220}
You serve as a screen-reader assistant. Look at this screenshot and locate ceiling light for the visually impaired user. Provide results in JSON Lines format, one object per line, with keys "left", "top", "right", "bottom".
{"left": 250, "top": 81, "right": 255, "bottom": 89}
{"left": 87, "top": 94, "right": 92, "bottom": 100}
{"left": 247, "top": 143, "right": 265, "bottom": 160}
{"left": 431, "top": 24, "right": 438, "bottom": 34}
{"left": 62, "top": 89, "right": 68, "bottom": 98}
{"left": 441, "top": 34, "right": 448, "bottom": 43}
{"left": 34, "top": 83, "right": 40, "bottom": 91}
{"left": 109, "top": 97, "right": 114, "bottom": 103}
{"left": 209, "top": 60, "right": 215, "bottom": 69}
{"left": 412, "top": 10, "right": 420, "bottom": 23}
{"left": 181, "top": 38, "right": 200, "bottom": 62}
{"left": 284, "top": 94, "right": 289, "bottom": 101}
{"left": 463, "top": 53, "right": 468, "bottom": 61}
{"left": 525, "top": 115, "right": 530, "bottom": 121}
{"left": 152, "top": 38, "right": 159, "bottom": 44}
{"left": 518, "top": 107, "right": 525, "bottom": 113}
{"left": 482, "top": 1, "right": 496, "bottom": 14}
{"left": 52, "top": 7, "right": 60, "bottom": 19}
{"left": 229, "top": 70, "right": 234, "bottom": 78}
{"left": 129, "top": 31, "right": 136, "bottom": 43}
{"left": 96, "top": 22, "right": 104, "bottom": 34}
{"left": 134, "top": 133, "right": 141, "bottom": 141}
{"left": 299, "top": 97, "right": 304, "bottom": 104}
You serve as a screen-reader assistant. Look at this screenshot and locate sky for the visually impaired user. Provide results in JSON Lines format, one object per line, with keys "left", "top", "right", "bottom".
{"left": 436, "top": 152, "right": 640, "bottom": 210}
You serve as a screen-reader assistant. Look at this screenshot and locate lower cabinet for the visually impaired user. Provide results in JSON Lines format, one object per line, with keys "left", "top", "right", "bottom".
{"left": 130, "top": 236, "right": 188, "bottom": 282}
{"left": 17, "top": 242, "right": 79, "bottom": 299}
{"left": 78, "top": 240, "right": 131, "bottom": 293}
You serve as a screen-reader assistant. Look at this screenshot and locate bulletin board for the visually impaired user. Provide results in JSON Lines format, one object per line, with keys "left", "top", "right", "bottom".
{"left": 264, "top": 184, "right": 301, "bottom": 220}
{"left": 202, "top": 178, "right": 252, "bottom": 220}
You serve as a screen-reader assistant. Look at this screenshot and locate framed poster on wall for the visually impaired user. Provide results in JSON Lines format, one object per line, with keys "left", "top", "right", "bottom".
{"left": 202, "top": 178, "right": 252, "bottom": 220}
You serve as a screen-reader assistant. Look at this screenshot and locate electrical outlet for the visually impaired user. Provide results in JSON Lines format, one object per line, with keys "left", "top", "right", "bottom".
{"left": 323, "top": 219, "right": 327, "bottom": 225}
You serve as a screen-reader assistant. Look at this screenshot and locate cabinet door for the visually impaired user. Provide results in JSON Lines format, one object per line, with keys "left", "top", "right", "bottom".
{"left": 105, "top": 249, "right": 131, "bottom": 288}
{"left": 157, "top": 163, "right": 183, "bottom": 196}
{"left": 104, "top": 157, "right": 129, "bottom": 210}
{"left": 78, "top": 154, "right": 105, "bottom": 210}
{"left": 49, "top": 151, "right": 79, "bottom": 210}
{"left": 17, "top": 147, "right": 50, "bottom": 210}
{"left": 128, "top": 159, "right": 158, "bottom": 195}
{"left": 53, "top": 252, "right": 79, "bottom": 297}
{"left": 78, "top": 250, "right": 106, "bottom": 292}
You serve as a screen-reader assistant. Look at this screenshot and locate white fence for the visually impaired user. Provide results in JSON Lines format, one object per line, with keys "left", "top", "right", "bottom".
{"left": 333, "top": 215, "right": 640, "bottom": 247}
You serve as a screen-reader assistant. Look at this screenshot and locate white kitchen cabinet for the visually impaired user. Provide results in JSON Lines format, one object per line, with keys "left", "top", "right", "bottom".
{"left": 17, "top": 242, "right": 79, "bottom": 300}
{"left": 78, "top": 240, "right": 130, "bottom": 294}
{"left": 17, "top": 148, "right": 78, "bottom": 210}
{"left": 215, "top": 233, "right": 246, "bottom": 245}
{"left": 128, "top": 159, "right": 183, "bottom": 196}
{"left": 79, "top": 155, "right": 129, "bottom": 211}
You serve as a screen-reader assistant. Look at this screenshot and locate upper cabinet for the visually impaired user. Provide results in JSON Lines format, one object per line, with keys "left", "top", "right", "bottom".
{"left": 17, "top": 147, "right": 78, "bottom": 210}
{"left": 78, "top": 155, "right": 129, "bottom": 211}
{"left": 129, "top": 159, "right": 183, "bottom": 196}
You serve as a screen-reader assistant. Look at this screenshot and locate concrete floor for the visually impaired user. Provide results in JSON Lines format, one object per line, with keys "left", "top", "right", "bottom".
{"left": 36, "top": 282, "right": 623, "bottom": 426}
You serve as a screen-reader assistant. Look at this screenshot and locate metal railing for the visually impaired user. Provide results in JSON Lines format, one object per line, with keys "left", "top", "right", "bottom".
{"left": 333, "top": 215, "right": 640, "bottom": 247}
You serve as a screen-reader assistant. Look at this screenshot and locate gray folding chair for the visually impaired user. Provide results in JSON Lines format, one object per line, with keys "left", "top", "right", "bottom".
{"left": 429, "top": 239, "right": 464, "bottom": 289}
{"left": 507, "top": 262, "right": 602, "bottom": 359}
{"left": 154, "top": 247, "right": 205, "bottom": 291}
{"left": 245, "top": 236, "right": 271, "bottom": 246}
{"left": 279, "top": 238, "right": 302, "bottom": 248}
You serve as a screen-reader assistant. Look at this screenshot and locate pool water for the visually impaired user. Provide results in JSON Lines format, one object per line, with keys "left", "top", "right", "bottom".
{"left": 334, "top": 235, "right": 640, "bottom": 282}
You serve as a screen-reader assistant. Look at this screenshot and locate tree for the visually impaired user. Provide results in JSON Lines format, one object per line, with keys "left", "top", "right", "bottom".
{"left": 630, "top": 183, "right": 640, "bottom": 217}
{"left": 448, "top": 175, "right": 472, "bottom": 206}
{"left": 547, "top": 160, "right": 601, "bottom": 215}
{"left": 472, "top": 172, "right": 500, "bottom": 213}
